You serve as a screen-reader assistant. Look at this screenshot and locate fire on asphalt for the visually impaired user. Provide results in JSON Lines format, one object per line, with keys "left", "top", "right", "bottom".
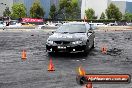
{"left": 0, "top": 29, "right": 132, "bottom": 88}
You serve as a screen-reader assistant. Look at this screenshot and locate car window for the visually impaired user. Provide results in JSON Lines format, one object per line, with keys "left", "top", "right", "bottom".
{"left": 86, "top": 24, "right": 90, "bottom": 30}
{"left": 56, "top": 24, "right": 86, "bottom": 33}
{"left": 10, "top": 21, "right": 16, "bottom": 25}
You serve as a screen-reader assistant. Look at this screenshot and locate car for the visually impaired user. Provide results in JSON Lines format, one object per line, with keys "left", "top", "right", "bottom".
{"left": 21, "top": 22, "right": 34, "bottom": 27}
{"left": 127, "top": 22, "right": 132, "bottom": 26}
{"left": 54, "top": 23, "right": 62, "bottom": 27}
{"left": 36, "top": 25, "right": 46, "bottom": 29}
{"left": 8, "top": 20, "right": 21, "bottom": 27}
{"left": 46, "top": 22, "right": 95, "bottom": 55}
{"left": 0, "top": 21, "right": 5, "bottom": 28}
{"left": 89, "top": 23, "right": 98, "bottom": 30}
{"left": 107, "top": 23, "right": 118, "bottom": 26}
{"left": 89, "top": 23, "right": 106, "bottom": 27}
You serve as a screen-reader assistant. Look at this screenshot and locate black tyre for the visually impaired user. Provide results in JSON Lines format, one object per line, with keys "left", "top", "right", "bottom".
{"left": 83, "top": 42, "right": 89, "bottom": 56}
{"left": 76, "top": 75, "right": 87, "bottom": 86}
{"left": 47, "top": 52, "right": 54, "bottom": 56}
{"left": 91, "top": 40, "right": 94, "bottom": 49}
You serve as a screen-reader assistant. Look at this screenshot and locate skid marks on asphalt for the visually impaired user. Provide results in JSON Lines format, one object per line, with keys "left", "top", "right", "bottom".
{"left": 107, "top": 48, "right": 122, "bottom": 56}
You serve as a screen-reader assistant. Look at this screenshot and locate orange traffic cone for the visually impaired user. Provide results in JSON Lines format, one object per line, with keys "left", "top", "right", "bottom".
{"left": 101, "top": 45, "right": 107, "bottom": 54}
{"left": 48, "top": 58, "right": 55, "bottom": 72}
{"left": 21, "top": 50, "right": 27, "bottom": 60}
{"left": 84, "top": 16, "right": 87, "bottom": 22}
{"left": 85, "top": 82, "right": 93, "bottom": 88}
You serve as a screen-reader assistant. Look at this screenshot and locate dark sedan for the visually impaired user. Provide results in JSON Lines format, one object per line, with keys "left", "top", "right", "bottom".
{"left": 46, "top": 22, "right": 95, "bottom": 55}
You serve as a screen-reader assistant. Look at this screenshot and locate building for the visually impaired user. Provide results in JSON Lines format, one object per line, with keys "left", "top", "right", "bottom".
{"left": 126, "top": 1, "right": 132, "bottom": 13}
{"left": 23, "top": 0, "right": 36, "bottom": 17}
{"left": 0, "top": 0, "right": 51, "bottom": 18}
{"left": 50, "top": 0, "right": 59, "bottom": 7}
{"left": 81, "top": 0, "right": 132, "bottom": 19}
{"left": 0, "top": 0, "right": 82, "bottom": 19}
{"left": 10, "top": 0, "right": 57, "bottom": 18}
{"left": 81, "top": 0, "right": 111, "bottom": 19}
{"left": 23, "top": 0, "right": 60, "bottom": 18}
{"left": 0, "top": 0, "right": 13, "bottom": 17}
{"left": 112, "top": 0, "right": 132, "bottom": 14}
{"left": 39, "top": 0, "right": 50, "bottom": 18}
{"left": 23, "top": 0, "right": 51, "bottom": 18}
{"left": 13, "top": 0, "right": 24, "bottom": 3}
{"left": 111, "top": 1, "right": 126, "bottom": 14}
{"left": 1, "top": 0, "right": 132, "bottom": 19}
{"left": 78, "top": 0, "right": 82, "bottom": 8}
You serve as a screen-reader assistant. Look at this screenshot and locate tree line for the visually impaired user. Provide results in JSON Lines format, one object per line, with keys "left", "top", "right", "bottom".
{"left": 3, "top": 0, "right": 80, "bottom": 20}
{"left": 3, "top": 0, "right": 44, "bottom": 19}
{"left": 85, "top": 3, "right": 132, "bottom": 22}
{"left": 3, "top": 0, "right": 132, "bottom": 22}
{"left": 49, "top": 0, "right": 80, "bottom": 20}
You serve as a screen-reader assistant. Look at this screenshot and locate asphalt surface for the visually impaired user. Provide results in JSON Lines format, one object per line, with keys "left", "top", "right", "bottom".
{"left": 0, "top": 29, "right": 132, "bottom": 88}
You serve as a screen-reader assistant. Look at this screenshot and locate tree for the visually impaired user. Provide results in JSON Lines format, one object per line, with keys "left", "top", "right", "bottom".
{"left": 3, "top": 7, "right": 11, "bottom": 17}
{"left": 49, "top": 4, "right": 56, "bottom": 19}
{"left": 11, "top": 3, "right": 26, "bottom": 19}
{"left": 100, "top": 12, "right": 105, "bottom": 19}
{"left": 30, "top": 0, "right": 45, "bottom": 18}
{"left": 105, "top": 3, "right": 122, "bottom": 20}
{"left": 59, "top": 0, "right": 71, "bottom": 19}
{"left": 58, "top": 0, "right": 80, "bottom": 20}
{"left": 70, "top": 0, "right": 80, "bottom": 19}
{"left": 85, "top": 8, "right": 95, "bottom": 20}
{"left": 123, "top": 12, "right": 132, "bottom": 22}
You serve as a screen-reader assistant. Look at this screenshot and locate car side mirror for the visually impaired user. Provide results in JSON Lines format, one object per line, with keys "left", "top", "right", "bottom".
{"left": 88, "top": 30, "right": 93, "bottom": 33}
{"left": 52, "top": 31, "right": 54, "bottom": 34}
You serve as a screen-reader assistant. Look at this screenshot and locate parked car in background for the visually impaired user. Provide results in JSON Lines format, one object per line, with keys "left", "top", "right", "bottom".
{"left": 89, "top": 23, "right": 107, "bottom": 27}
{"left": 8, "top": 20, "right": 21, "bottom": 27}
{"left": 107, "top": 23, "right": 118, "bottom": 26}
{"left": 54, "top": 23, "right": 62, "bottom": 27}
{"left": 126, "top": 23, "right": 132, "bottom": 26}
{"left": 2, "top": 20, "right": 21, "bottom": 28}
{"left": 21, "top": 22, "right": 34, "bottom": 27}
{"left": 0, "top": 21, "right": 5, "bottom": 28}
{"left": 36, "top": 24, "right": 46, "bottom": 29}
{"left": 89, "top": 23, "right": 98, "bottom": 30}
{"left": 117, "top": 22, "right": 127, "bottom": 26}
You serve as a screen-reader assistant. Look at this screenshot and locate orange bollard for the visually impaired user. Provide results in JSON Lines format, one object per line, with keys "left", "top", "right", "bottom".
{"left": 85, "top": 82, "right": 93, "bottom": 88}
{"left": 48, "top": 58, "right": 55, "bottom": 72}
{"left": 101, "top": 45, "right": 107, "bottom": 54}
{"left": 21, "top": 50, "right": 27, "bottom": 60}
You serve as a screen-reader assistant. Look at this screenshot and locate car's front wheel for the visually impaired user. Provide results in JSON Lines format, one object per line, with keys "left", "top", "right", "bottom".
{"left": 83, "top": 42, "right": 89, "bottom": 56}
{"left": 91, "top": 40, "right": 94, "bottom": 49}
{"left": 47, "top": 52, "right": 54, "bottom": 56}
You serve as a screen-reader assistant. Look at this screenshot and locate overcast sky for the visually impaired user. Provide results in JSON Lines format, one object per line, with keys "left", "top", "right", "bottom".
{"left": 112, "top": 0, "right": 132, "bottom": 2}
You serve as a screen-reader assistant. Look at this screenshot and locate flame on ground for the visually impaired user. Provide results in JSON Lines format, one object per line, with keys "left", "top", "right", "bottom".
{"left": 78, "top": 66, "right": 86, "bottom": 76}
